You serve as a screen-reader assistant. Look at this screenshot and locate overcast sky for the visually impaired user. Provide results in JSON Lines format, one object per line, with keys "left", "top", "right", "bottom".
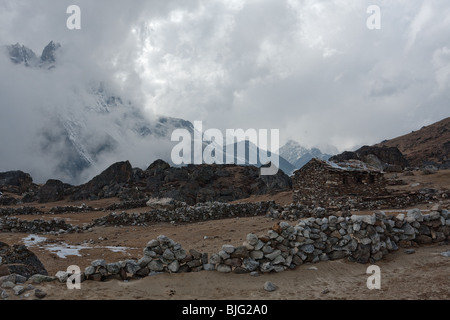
{"left": 1, "top": 0, "right": 449, "bottom": 155}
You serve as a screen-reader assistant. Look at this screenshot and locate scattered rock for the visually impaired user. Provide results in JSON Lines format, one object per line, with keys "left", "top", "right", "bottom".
{"left": 29, "top": 274, "right": 56, "bottom": 284}
{"left": 13, "top": 285, "right": 25, "bottom": 296}
{"left": 1, "top": 289, "right": 8, "bottom": 299}
{"left": 263, "top": 281, "right": 277, "bottom": 292}
{"left": 34, "top": 289, "right": 47, "bottom": 299}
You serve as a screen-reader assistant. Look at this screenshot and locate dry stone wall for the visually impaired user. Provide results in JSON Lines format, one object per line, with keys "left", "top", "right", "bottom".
{"left": 57, "top": 208, "right": 449, "bottom": 282}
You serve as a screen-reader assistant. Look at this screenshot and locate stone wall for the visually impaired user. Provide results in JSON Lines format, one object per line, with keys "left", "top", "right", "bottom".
{"left": 91, "top": 201, "right": 277, "bottom": 227}
{"left": 55, "top": 208, "right": 449, "bottom": 282}
{"left": 0, "top": 202, "right": 279, "bottom": 234}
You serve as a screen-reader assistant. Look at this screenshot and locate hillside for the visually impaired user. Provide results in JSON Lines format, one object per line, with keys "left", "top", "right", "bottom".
{"left": 375, "top": 117, "right": 450, "bottom": 168}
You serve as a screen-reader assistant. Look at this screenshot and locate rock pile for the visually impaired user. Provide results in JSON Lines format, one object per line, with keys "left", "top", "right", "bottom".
{"left": 0, "top": 273, "right": 48, "bottom": 299}
{"left": 0, "top": 242, "right": 48, "bottom": 278}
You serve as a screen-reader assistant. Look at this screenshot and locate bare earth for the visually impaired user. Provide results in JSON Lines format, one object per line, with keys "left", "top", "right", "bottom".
{"left": 1, "top": 170, "right": 449, "bottom": 300}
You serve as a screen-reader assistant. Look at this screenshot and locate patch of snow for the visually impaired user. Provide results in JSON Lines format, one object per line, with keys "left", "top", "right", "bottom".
{"left": 22, "top": 235, "right": 137, "bottom": 259}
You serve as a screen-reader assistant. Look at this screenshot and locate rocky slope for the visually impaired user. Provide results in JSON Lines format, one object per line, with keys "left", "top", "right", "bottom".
{"left": 330, "top": 117, "right": 450, "bottom": 170}
{"left": 375, "top": 117, "right": 450, "bottom": 168}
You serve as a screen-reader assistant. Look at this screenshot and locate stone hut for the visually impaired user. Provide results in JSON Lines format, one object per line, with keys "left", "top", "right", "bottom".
{"left": 292, "top": 158, "right": 388, "bottom": 209}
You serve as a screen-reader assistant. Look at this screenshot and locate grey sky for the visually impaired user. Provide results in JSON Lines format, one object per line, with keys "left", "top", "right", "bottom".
{"left": 1, "top": 0, "right": 449, "bottom": 157}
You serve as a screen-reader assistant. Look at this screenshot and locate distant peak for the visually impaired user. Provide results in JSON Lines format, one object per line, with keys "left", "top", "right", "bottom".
{"left": 6, "top": 43, "right": 38, "bottom": 67}
{"left": 40, "top": 41, "right": 61, "bottom": 64}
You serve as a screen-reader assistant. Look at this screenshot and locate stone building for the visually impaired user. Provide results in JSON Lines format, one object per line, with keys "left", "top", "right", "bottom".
{"left": 292, "top": 158, "right": 388, "bottom": 209}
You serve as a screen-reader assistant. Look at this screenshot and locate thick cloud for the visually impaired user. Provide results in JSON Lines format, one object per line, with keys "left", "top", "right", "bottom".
{"left": 0, "top": 0, "right": 449, "bottom": 182}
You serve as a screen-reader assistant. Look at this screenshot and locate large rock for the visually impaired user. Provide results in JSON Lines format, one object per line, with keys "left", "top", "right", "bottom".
{"left": 0, "top": 242, "right": 48, "bottom": 279}
{"left": 70, "top": 161, "right": 133, "bottom": 200}
{"left": 330, "top": 146, "right": 408, "bottom": 169}
{"left": 38, "top": 179, "right": 70, "bottom": 203}
{"left": 0, "top": 171, "right": 33, "bottom": 194}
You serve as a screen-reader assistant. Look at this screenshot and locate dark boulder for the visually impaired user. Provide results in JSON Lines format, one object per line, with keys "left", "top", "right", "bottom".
{"left": 0, "top": 242, "right": 48, "bottom": 279}
{"left": 0, "top": 171, "right": 33, "bottom": 194}
{"left": 330, "top": 146, "right": 408, "bottom": 170}
{"left": 70, "top": 161, "right": 133, "bottom": 200}
{"left": 38, "top": 179, "right": 67, "bottom": 203}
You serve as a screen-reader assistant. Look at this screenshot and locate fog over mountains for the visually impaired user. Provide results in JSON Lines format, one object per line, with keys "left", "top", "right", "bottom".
{"left": 0, "top": 41, "right": 333, "bottom": 183}
{"left": 1, "top": 41, "right": 195, "bottom": 184}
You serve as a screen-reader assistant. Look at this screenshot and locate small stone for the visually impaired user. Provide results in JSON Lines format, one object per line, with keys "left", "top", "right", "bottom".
{"left": 174, "top": 249, "right": 187, "bottom": 260}
{"left": 146, "top": 239, "right": 160, "bottom": 248}
{"left": 15, "top": 275, "right": 27, "bottom": 284}
{"left": 148, "top": 260, "right": 164, "bottom": 272}
{"left": 247, "top": 234, "right": 259, "bottom": 246}
{"left": 407, "top": 208, "right": 423, "bottom": 222}
{"left": 84, "top": 266, "right": 96, "bottom": 277}
{"left": 55, "top": 271, "right": 69, "bottom": 283}
{"left": 1, "top": 289, "right": 8, "bottom": 299}
{"left": 125, "top": 260, "right": 141, "bottom": 275}
{"left": 300, "top": 244, "right": 315, "bottom": 254}
{"left": 138, "top": 256, "right": 152, "bottom": 268}
{"left": 34, "top": 289, "right": 47, "bottom": 299}
{"left": 91, "top": 259, "right": 106, "bottom": 268}
{"left": 249, "top": 250, "right": 264, "bottom": 260}
{"left": 209, "top": 253, "right": 221, "bottom": 265}
{"left": 222, "top": 245, "right": 235, "bottom": 254}
{"left": 217, "top": 264, "right": 232, "bottom": 273}
{"left": 265, "top": 250, "right": 282, "bottom": 261}
{"left": 242, "top": 258, "right": 259, "bottom": 272}
{"left": 263, "top": 281, "right": 277, "bottom": 292}
{"left": 1, "top": 281, "right": 15, "bottom": 289}
{"left": 232, "top": 246, "right": 249, "bottom": 259}
{"left": 143, "top": 248, "right": 157, "bottom": 257}
{"left": 162, "top": 249, "right": 175, "bottom": 261}
{"left": 321, "top": 288, "right": 330, "bottom": 294}
{"left": 203, "top": 263, "right": 215, "bottom": 271}
{"left": 308, "top": 266, "right": 318, "bottom": 270}
{"left": 167, "top": 260, "right": 180, "bottom": 273}
{"left": 404, "top": 249, "right": 416, "bottom": 254}
{"left": 440, "top": 251, "right": 450, "bottom": 257}
{"left": 260, "top": 262, "right": 273, "bottom": 273}
{"left": 29, "top": 274, "right": 56, "bottom": 284}
{"left": 13, "top": 285, "right": 25, "bottom": 296}
{"left": 250, "top": 271, "right": 260, "bottom": 277}
{"left": 218, "top": 250, "right": 230, "bottom": 260}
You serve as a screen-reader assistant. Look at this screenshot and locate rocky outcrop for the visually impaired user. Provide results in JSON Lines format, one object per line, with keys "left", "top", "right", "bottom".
{"left": 70, "top": 161, "right": 133, "bottom": 201}
{"left": 0, "top": 242, "right": 48, "bottom": 278}
{"left": 0, "top": 171, "right": 33, "bottom": 194}
{"left": 140, "top": 160, "right": 292, "bottom": 205}
{"left": 38, "top": 180, "right": 71, "bottom": 203}
{"left": 329, "top": 146, "right": 408, "bottom": 170}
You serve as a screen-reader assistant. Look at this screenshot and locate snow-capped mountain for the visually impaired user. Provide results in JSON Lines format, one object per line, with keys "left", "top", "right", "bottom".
{"left": 7, "top": 41, "right": 60, "bottom": 69}
{"left": 1, "top": 41, "right": 195, "bottom": 184}
{"left": 279, "top": 140, "right": 336, "bottom": 170}
{"left": 279, "top": 140, "right": 310, "bottom": 165}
